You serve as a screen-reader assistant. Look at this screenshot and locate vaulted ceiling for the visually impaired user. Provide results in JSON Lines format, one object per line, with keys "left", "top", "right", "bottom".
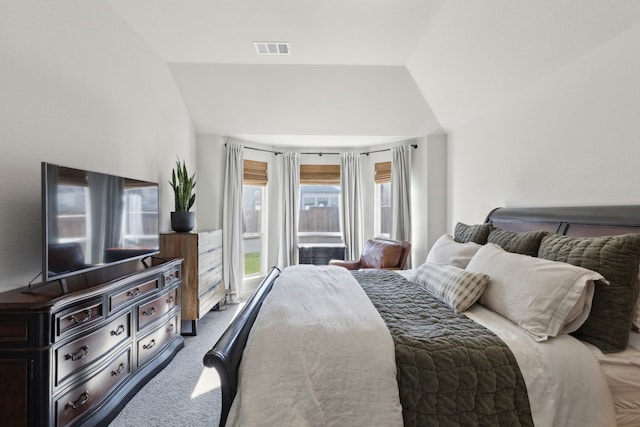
{"left": 106, "top": 0, "right": 640, "bottom": 147}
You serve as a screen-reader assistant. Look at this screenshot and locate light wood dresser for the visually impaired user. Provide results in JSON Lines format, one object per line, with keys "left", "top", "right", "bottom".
{"left": 160, "top": 230, "right": 225, "bottom": 335}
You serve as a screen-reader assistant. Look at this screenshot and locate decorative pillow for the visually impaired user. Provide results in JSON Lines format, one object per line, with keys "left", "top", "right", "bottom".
{"left": 425, "top": 234, "right": 482, "bottom": 269}
{"left": 454, "top": 222, "right": 491, "bottom": 245}
{"left": 412, "top": 261, "right": 489, "bottom": 313}
{"left": 538, "top": 233, "right": 640, "bottom": 353}
{"left": 487, "top": 228, "right": 548, "bottom": 257}
{"left": 467, "top": 243, "right": 605, "bottom": 342}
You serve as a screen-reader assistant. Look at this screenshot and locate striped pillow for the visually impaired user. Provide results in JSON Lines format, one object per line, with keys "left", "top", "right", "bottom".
{"left": 412, "top": 262, "right": 489, "bottom": 313}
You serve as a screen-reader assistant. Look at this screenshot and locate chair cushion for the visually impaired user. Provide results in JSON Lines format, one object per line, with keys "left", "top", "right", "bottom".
{"left": 360, "top": 240, "right": 404, "bottom": 269}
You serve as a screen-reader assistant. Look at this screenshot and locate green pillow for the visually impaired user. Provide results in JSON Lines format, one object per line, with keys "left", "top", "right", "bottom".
{"left": 454, "top": 222, "right": 491, "bottom": 245}
{"left": 538, "top": 233, "right": 640, "bottom": 353}
{"left": 488, "top": 228, "right": 548, "bottom": 257}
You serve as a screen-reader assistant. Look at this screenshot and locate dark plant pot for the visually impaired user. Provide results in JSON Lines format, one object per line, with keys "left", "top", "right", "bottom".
{"left": 171, "top": 211, "right": 195, "bottom": 233}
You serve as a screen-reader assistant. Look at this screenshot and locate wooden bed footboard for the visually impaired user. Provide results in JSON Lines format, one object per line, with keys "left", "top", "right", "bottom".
{"left": 203, "top": 266, "right": 281, "bottom": 427}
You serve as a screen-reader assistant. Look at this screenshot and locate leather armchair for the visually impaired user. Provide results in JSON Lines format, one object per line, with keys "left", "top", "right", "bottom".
{"left": 329, "top": 238, "right": 411, "bottom": 270}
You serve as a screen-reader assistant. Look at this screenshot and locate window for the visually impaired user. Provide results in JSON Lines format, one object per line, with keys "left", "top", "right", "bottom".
{"left": 243, "top": 160, "right": 267, "bottom": 277}
{"left": 374, "top": 161, "right": 391, "bottom": 238}
{"left": 123, "top": 185, "right": 158, "bottom": 248}
{"left": 298, "top": 164, "right": 342, "bottom": 244}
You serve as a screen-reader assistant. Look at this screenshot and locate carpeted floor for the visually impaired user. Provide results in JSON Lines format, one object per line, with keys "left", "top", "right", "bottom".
{"left": 108, "top": 303, "right": 244, "bottom": 427}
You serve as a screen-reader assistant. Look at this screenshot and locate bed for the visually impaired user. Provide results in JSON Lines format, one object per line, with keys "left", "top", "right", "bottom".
{"left": 204, "top": 205, "right": 640, "bottom": 426}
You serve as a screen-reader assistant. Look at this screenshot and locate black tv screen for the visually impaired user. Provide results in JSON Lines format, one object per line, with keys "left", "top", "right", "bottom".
{"left": 42, "top": 162, "right": 160, "bottom": 282}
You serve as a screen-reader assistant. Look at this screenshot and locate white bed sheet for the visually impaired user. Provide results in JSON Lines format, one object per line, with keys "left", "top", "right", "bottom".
{"left": 464, "top": 305, "right": 617, "bottom": 427}
{"left": 584, "top": 331, "right": 640, "bottom": 427}
{"left": 226, "top": 265, "right": 403, "bottom": 427}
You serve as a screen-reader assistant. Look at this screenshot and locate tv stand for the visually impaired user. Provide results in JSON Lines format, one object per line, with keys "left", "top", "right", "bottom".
{"left": 0, "top": 258, "right": 183, "bottom": 426}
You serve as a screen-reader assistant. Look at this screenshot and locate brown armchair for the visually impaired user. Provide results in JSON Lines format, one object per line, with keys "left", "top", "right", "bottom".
{"left": 329, "top": 238, "right": 411, "bottom": 270}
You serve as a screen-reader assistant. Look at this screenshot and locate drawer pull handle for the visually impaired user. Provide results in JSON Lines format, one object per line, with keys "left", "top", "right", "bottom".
{"left": 142, "top": 307, "right": 156, "bottom": 317}
{"left": 143, "top": 339, "right": 156, "bottom": 350}
{"left": 166, "top": 296, "right": 175, "bottom": 304}
{"left": 111, "top": 363, "right": 126, "bottom": 377}
{"left": 110, "top": 325, "right": 125, "bottom": 336}
{"left": 65, "top": 345, "right": 89, "bottom": 361}
{"left": 66, "top": 391, "right": 89, "bottom": 409}
{"left": 127, "top": 288, "right": 141, "bottom": 297}
{"left": 68, "top": 309, "right": 92, "bottom": 325}
{"left": 166, "top": 324, "right": 175, "bottom": 332}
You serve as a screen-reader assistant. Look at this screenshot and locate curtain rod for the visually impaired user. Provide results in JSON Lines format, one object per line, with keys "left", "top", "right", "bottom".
{"left": 225, "top": 143, "right": 417, "bottom": 156}
{"left": 360, "top": 144, "right": 418, "bottom": 156}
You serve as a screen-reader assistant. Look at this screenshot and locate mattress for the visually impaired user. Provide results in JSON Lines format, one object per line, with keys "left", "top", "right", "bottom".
{"left": 584, "top": 331, "right": 640, "bottom": 427}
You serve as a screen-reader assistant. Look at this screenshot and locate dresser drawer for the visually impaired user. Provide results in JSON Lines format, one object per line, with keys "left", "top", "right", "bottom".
{"left": 198, "top": 266, "right": 223, "bottom": 296}
{"left": 137, "top": 315, "right": 179, "bottom": 367}
{"left": 197, "top": 230, "right": 222, "bottom": 254}
{"left": 55, "top": 349, "right": 131, "bottom": 427}
{"left": 55, "top": 299, "right": 104, "bottom": 340}
{"left": 55, "top": 312, "right": 131, "bottom": 386}
{"left": 198, "top": 281, "right": 225, "bottom": 317}
{"left": 163, "top": 267, "right": 180, "bottom": 286}
{"left": 137, "top": 288, "right": 179, "bottom": 330}
{"left": 198, "top": 248, "right": 222, "bottom": 276}
{"left": 109, "top": 279, "right": 159, "bottom": 312}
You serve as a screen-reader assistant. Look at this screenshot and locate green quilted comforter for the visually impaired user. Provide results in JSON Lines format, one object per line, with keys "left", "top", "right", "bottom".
{"left": 352, "top": 270, "right": 534, "bottom": 427}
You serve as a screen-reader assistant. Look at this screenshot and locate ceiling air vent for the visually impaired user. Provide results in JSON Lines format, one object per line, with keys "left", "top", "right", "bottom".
{"left": 254, "top": 42, "right": 290, "bottom": 55}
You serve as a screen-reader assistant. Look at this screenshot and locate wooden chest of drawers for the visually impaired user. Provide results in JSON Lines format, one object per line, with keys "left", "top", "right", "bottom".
{"left": 0, "top": 258, "right": 183, "bottom": 427}
{"left": 160, "top": 230, "right": 225, "bottom": 335}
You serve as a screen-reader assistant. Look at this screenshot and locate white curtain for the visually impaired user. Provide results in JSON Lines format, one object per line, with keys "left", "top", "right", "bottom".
{"left": 277, "top": 152, "right": 300, "bottom": 267}
{"left": 222, "top": 140, "right": 244, "bottom": 302}
{"left": 340, "top": 152, "right": 364, "bottom": 260}
{"left": 391, "top": 145, "right": 412, "bottom": 267}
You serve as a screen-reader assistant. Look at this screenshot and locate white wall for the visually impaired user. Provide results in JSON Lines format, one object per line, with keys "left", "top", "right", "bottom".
{"left": 408, "top": 1, "right": 640, "bottom": 229}
{"left": 0, "top": 1, "right": 195, "bottom": 292}
{"left": 412, "top": 134, "right": 447, "bottom": 265}
{"left": 196, "top": 135, "right": 226, "bottom": 231}
{"left": 170, "top": 63, "right": 442, "bottom": 139}
{"left": 447, "top": 22, "right": 640, "bottom": 226}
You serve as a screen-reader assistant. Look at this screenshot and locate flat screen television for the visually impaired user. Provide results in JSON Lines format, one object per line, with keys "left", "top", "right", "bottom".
{"left": 42, "top": 162, "right": 160, "bottom": 282}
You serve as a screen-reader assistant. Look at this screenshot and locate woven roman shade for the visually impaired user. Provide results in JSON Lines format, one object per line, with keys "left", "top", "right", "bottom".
{"left": 58, "top": 167, "right": 88, "bottom": 186}
{"left": 244, "top": 159, "right": 268, "bottom": 186}
{"left": 300, "top": 164, "right": 340, "bottom": 184}
{"left": 374, "top": 161, "right": 391, "bottom": 184}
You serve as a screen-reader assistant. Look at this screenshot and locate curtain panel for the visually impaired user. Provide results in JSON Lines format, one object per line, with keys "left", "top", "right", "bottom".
{"left": 340, "top": 153, "right": 363, "bottom": 260}
{"left": 222, "top": 141, "right": 244, "bottom": 303}
{"left": 277, "top": 152, "right": 300, "bottom": 267}
{"left": 391, "top": 145, "right": 412, "bottom": 268}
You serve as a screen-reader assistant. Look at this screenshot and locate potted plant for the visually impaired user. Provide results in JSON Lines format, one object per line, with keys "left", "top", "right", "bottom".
{"left": 169, "top": 158, "right": 196, "bottom": 232}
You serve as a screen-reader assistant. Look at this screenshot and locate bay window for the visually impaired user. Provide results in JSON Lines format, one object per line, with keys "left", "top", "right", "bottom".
{"left": 242, "top": 160, "right": 267, "bottom": 276}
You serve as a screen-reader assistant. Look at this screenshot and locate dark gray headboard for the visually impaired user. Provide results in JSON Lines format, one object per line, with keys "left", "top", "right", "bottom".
{"left": 485, "top": 205, "right": 640, "bottom": 237}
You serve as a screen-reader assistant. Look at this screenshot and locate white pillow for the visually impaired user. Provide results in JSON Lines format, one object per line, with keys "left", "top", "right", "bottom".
{"left": 413, "top": 261, "right": 489, "bottom": 313}
{"left": 426, "top": 234, "right": 482, "bottom": 269}
{"left": 466, "top": 243, "right": 606, "bottom": 341}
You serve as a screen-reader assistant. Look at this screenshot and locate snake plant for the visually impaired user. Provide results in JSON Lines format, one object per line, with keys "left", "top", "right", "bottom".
{"left": 169, "top": 158, "right": 196, "bottom": 212}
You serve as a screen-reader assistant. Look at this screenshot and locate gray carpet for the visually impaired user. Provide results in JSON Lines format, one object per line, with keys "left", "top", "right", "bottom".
{"left": 109, "top": 304, "right": 243, "bottom": 427}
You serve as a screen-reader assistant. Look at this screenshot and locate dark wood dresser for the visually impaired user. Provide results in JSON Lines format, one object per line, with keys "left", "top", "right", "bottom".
{"left": 160, "top": 230, "right": 225, "bottom": 335}
{"left": 0, "top": 258, "right": 184, "bottom": 427}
